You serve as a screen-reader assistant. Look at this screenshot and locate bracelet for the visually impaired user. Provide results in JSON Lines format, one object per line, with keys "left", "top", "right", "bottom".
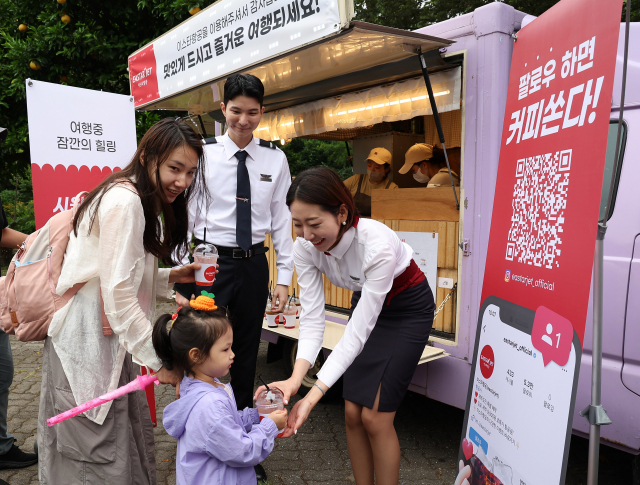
{"left": 313, "top": 382, "right": 326, "bottom": 397}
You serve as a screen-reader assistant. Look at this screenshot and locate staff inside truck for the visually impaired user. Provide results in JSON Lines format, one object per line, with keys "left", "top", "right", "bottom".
{"left": 343, "top": 147, "right": 398, "bottom": 217}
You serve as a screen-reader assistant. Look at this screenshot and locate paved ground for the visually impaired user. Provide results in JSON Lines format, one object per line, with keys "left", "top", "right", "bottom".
{"left": 0, "top": 297, "right": 635, "bottom": 484}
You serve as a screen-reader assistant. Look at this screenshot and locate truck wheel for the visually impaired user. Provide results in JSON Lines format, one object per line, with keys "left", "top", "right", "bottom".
{"left": 282, "top": 338, "right": 342, "bottom": 402}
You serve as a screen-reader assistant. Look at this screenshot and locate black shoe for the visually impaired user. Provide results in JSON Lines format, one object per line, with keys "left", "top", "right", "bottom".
{"left": 255, "top": 464, "right": 267, "bottom": 482}
{"left": 0, "top": 444, "right": 38, "bottom": 469}
{"left": 0, "top": 479, "right": 8, "bottom": 485}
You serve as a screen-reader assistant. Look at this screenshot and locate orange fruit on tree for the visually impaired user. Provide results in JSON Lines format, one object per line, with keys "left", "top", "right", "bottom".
{"left": 60, "top": 75, "right": 68, "bottom": 82}
{"left": 57, "top": 0, "right": 67, "bottom": 3}
{"left": 189, "top": 6, "right": 201, "bottom": 15}
{"left": 18, "top": 24, "right": 28, "bottom": 32}
{"left": 61, "top": 14, "right": 71, "bottom": 23}
{"left": 30, "top": 61, "right": 41, "bottom": 70}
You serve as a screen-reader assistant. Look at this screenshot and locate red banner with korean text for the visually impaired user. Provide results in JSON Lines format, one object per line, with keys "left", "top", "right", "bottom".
{"left": 457, "top": 1, "right": 623, "bottom": 484}
{"left": 481, "top": 0, "right": 623, "bottom": 346}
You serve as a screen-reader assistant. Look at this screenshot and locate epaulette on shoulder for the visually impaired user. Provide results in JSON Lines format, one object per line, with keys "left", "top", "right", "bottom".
{"left": 258, "top": 138, "right": 276, "bottom": 149}
{"left": 203, "top": 136, "right": 218, "bottom": 145}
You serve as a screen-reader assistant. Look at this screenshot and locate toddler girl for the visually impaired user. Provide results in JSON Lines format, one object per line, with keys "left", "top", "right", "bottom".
{"left": 152, "top": 298, "right": 287, "bottom": 485}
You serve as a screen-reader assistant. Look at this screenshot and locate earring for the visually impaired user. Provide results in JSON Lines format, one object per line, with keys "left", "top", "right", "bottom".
{"left": 342, "top": 221, "right": 346, "bottom": 226}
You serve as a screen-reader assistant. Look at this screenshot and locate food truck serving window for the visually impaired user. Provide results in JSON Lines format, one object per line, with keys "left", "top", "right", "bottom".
{"left": 254, "top": 68, "right": 461, "bottom": 141}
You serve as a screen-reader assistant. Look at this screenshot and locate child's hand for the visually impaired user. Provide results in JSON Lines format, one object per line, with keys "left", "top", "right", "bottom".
{"left": 267, "top": 409, "right": 288, "bottom": 430}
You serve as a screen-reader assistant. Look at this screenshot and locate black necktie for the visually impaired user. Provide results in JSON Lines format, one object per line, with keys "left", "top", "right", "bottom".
{"left": 235, "top": 150, "right": 252, "bottom": 252}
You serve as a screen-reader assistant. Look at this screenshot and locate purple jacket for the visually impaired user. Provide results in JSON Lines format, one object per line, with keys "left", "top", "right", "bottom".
{"left": 163, "top": 376, "right": 279, "bottom": 485}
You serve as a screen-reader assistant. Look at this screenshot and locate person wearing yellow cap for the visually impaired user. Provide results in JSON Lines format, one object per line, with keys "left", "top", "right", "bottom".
{"left": 343, "top": 147, "right": 398, "bottom": 217}
{"left": 399, "top": 143, "right": 460, "bottom": 187}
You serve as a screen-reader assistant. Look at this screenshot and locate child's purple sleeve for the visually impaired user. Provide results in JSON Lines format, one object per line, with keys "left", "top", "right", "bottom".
{"left": 206, "top": 409, "right": 279, "bottom": 467}
{"left": 237, "top": 408, "right": 261, "bottom": 431}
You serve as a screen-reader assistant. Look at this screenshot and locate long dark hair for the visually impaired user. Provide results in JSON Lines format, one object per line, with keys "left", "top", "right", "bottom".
{"left": 152, "top": 307, "right": 231, "bottom": 377}
{"left": 73, "top": 118, "right": 206, "bottom": 266}
{"left": 286, "top": 166, "right": 358, "bottom": 241}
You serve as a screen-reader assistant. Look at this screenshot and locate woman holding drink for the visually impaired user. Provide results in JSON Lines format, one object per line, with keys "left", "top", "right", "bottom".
{"left": 38, "top": 119, "right": 207, "bottom": 484}
{"left": 256, "top": 167, "right": 436, "bottom": 485}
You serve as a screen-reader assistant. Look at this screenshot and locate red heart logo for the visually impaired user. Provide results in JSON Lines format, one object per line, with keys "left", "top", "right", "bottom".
{"left": 462, "top": 438, "right": 474, "bottom": 461}
{"left": 474, "top": 398, "right": 477, "bottom": 404}
{"left": 475, "top": 391, "right": 478, "bottom": 397}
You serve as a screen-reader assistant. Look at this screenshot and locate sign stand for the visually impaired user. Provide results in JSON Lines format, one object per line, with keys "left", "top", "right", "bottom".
{"left": 579, "top": 4, "right": 631, "bottom": 484}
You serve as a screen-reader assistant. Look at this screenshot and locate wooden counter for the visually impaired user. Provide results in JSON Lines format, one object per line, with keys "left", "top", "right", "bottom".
{"left": 266, "top": 186, "right": 460, "bottom": 335}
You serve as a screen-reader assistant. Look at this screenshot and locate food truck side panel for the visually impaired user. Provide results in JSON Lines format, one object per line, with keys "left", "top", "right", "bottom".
{"left": 572, "top": 22, "right": 640, "bottom": 452}
{"left": 413, "top": 3, "right": 526, "bottom": 409}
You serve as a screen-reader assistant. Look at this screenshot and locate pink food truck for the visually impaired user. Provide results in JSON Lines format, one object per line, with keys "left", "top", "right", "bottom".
{"left": 129, "top": 0, "right": 640, "bottom": 471}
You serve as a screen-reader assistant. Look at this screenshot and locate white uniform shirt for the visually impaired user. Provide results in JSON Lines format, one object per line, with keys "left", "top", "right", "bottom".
{"left": 295, "top": 218, "right": 414, "bottom": 388}
{"left": 180, "top": 134, "right": 294, "bottom": 286}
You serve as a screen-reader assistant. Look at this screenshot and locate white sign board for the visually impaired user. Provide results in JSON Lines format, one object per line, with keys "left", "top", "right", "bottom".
{"left": 128, "top": 0, "right": 342, "bottom": 107}
{"left": 26, "top": 80, "right": 137, "bottom": 227}
{"left": 395, "top": 231, "right": 439, "bottom": 291}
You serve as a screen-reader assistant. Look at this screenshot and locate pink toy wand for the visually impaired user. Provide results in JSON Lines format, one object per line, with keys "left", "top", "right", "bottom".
{"left": 47, "top": 374, "right": 159, "bottom": 427}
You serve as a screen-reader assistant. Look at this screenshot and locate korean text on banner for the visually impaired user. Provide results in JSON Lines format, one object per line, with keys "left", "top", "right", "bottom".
{"left": 26, "top": 80, "right": 137, "bottom": 228}
{"left": 457, "top": 0, "right": 623, "bottom": 484}
{"left": 128, "top": 0, "right": 342, "bottom": 108}
{"left": 482, "top": 0, "right": 622, "bottom": 346}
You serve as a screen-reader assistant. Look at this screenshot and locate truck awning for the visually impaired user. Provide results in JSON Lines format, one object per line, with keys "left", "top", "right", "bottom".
{"left": 138, "top": 21, "right": 453, "bottom": 119}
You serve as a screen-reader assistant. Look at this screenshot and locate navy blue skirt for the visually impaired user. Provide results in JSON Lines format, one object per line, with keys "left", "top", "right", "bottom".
{"left": 342, "top": 279, "right": 435, "bottom": 412}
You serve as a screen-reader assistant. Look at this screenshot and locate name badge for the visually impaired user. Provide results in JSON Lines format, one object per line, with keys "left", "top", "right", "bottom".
{"left": 260, "top": 174, "right": 272, "bottom": 182}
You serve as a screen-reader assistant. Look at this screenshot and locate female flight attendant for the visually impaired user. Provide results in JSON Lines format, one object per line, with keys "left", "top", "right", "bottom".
{"left": 257, "top": 166, "right": 435, "bottom": 485}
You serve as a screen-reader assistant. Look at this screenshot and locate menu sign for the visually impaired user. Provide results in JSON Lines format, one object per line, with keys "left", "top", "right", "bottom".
{"left": 456, "top": 0, "right": 623, "bottom": 483}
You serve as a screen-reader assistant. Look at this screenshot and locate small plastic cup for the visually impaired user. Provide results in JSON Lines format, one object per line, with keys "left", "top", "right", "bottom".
{"left": 282, "top": 305, "right": 297, "bottom": 329}
{"left": 265, "top": 310, "right": 279, "bottom": 328}
{"left": 291, "top": 297, "right": 301, "bottom": 319}
{"left": 194, "top": 243, "right": 218, "bottom": 287}
{"left": 256, "top": 388, "right": 285, "bottom": 437}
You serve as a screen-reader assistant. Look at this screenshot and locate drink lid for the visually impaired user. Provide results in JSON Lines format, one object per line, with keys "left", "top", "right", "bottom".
{"left": 194, "top": 243, "right": 218, "bottom": 256}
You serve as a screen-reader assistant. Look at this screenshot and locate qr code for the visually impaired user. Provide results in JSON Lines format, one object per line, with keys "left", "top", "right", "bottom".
{"left": 505, "top": 149, "right": 572, "bottom": 269}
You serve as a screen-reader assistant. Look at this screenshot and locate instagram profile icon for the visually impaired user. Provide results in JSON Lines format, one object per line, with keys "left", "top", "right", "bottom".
{"left": 505, "top": 269, "right": 511, "bottom": 282}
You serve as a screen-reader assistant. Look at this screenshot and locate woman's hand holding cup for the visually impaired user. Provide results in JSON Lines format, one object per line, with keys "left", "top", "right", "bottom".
{"left": 254, "top": 378, "right": 300, "bottom": 406}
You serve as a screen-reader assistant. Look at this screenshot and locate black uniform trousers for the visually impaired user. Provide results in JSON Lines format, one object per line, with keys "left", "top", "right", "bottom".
{"left": 175, "top": 253, "right": 269, "bottom": 410}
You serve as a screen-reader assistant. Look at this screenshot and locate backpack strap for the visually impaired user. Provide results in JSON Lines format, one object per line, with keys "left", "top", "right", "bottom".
{"left": 203, "top": 136, "right": 218, "bottom": 145}
{"left": 258, "top": 138, "right": 276, "bottom": 149}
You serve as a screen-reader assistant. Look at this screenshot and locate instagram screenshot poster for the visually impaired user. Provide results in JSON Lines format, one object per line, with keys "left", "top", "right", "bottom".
{"left": 458, "top": 0, "right": 623, "bottom": 484}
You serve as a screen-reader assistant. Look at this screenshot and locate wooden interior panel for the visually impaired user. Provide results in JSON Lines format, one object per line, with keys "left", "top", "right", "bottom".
{"left": 371, "top": 187, "right": 460, "bottom": 221}
{"left": 265, "top": 218, "right": 458, "bottom": 333}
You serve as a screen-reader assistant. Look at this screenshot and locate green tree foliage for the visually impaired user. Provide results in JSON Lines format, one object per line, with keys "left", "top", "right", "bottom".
{"left": 279, "top": 139, "right": 351, "bottom": 179}
{"left": 0, "top": 0, "right": 215, "bottom": 189}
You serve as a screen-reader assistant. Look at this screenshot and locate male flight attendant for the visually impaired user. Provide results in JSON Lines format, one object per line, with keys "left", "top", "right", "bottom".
{"left": 174, "top": 74, "right": 293, "bottom": 415}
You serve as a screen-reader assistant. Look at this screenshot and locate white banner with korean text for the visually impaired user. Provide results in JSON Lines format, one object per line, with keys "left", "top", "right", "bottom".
{"left": 129, "top": 0, "right": 343, "bottom": 108}
{"left": 26, "top": 80, "right": 137, "bottom": 227}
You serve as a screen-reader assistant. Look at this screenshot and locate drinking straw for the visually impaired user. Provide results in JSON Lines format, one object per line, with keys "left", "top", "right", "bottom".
{"left": 258, "top": 375, "right": 271, "bottom": 392}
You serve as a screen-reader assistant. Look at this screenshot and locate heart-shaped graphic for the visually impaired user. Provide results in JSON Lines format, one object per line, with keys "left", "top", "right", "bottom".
{"left": 474, "top": 398, "right": 477, "bottom": 404}
{"left": 475, "top": 391, "right": 478, "bottom": 397}
{"left": 462, "top": 438, "right": 474, "bottom": 461}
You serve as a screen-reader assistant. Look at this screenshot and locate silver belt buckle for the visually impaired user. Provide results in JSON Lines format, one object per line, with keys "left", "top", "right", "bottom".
{"left": 232, "top": 248, "right": 245, "bottom": 259}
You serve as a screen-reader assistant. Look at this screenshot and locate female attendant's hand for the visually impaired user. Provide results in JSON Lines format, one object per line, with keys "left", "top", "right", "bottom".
{"left": 254, "top": 378, "right": 300, "bottom": 405}
{"left": 280, "top": 398, "right": 314, "bottom": 438}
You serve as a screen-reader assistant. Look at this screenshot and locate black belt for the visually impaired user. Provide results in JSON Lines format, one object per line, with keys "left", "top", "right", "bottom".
{"left": 194, "top": 239, "right": 269, "bottom": 259}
